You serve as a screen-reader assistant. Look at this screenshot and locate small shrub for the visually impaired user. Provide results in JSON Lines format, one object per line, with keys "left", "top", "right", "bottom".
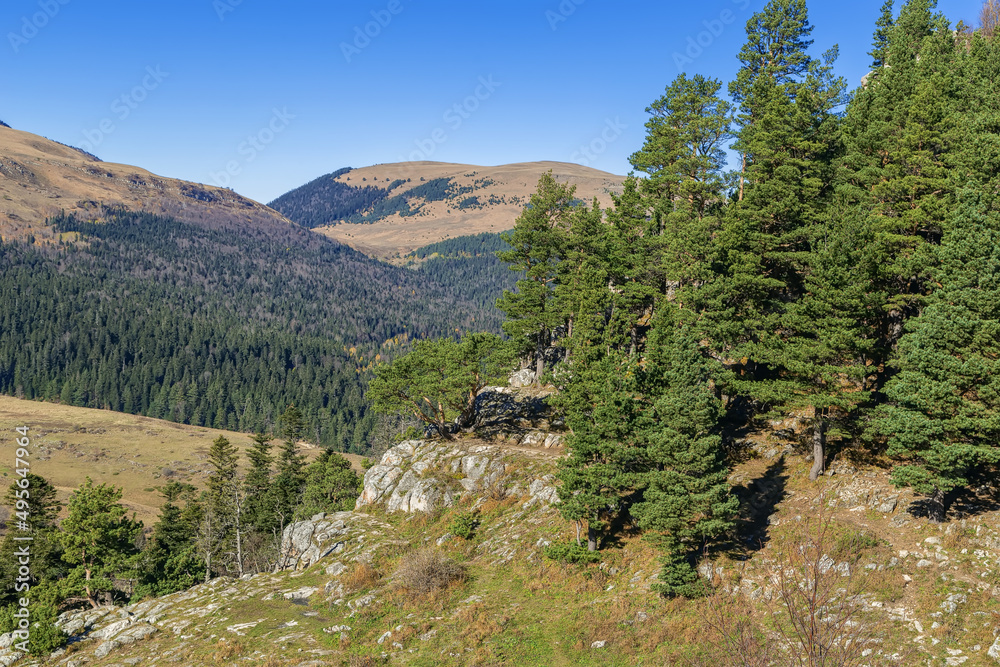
{"left": 342, "top": 561, "right": 381, "bottom": 593}
{"left": 361, "top": 457, "right": 376, "bottom": 470}
{"left": 831, "top": 528, "right": 884, "bottom": 560}
{"left": 212, "top": 638, "right": 245, "bottom": 663}
{"left": 448, "top": 511, "right": 479, "bottom": 540}
{"left": 543, "top": 542, "right": 602, "bottom": 564}
{"left": 394, "top": 548, "right": 466, "bottom": 594}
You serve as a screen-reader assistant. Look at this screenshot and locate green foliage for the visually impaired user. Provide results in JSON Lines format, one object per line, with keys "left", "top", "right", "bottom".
{"left": 631, "top": 321, "right": 738, "bottom": 591}
{"left": 652, "top": 551, "right": 708, "bottom": 599}
{"left": 267, "top": 167, "right": 393, "bottom": 228}
{"left": 448, "top": 511, "right": 479, "bottom": 540}
{"left": 297, "top": 450, "right": 362, "bottom": 518}
{"left": 4, "top": 473, "right": 61, "bottom": 530}
{"left": 542, "top": 542, "right": 602, "bottom": 564}
{"left": 0, "top": 601, "right": 68, "bottom": 656}
{"left": 59, "top": 478, "right": 142, "bottom": 607}
{"left": 368, "top": 332, "right": 515, "bottom": 438}
{"left": 872, "top": 196, "right": 1000, "bottom": 519}
{"left": 496, "top": 172, "right": 582, "bottom": 377}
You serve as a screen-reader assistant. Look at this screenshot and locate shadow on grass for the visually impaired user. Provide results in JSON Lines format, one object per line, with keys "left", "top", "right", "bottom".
{"left": 731, "top": 457, "right": 788, "bottom": 554}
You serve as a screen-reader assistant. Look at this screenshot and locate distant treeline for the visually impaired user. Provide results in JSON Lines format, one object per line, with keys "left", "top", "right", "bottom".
{"left": 408, "top": 233, "right": 519, "bottom": 318}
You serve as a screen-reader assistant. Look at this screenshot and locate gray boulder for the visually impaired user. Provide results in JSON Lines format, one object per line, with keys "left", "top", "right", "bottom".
{"left": 356, "top": 440, "right": 507, "bottom": 514}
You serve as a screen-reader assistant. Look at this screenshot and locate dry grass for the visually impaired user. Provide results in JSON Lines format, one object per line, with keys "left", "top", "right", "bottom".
{"left": 313, "top": 161, "right": 624, "bottom": 260}
{"left": 211, "top": 638, "right": 245, "bottom": 663}
{"left": 393, "top": 547, "right": 466, "bottom": 595}
{"left": 341, "top": 561, "right": 381, "bottom": 594}
{"left": 457, "top": 603, "right": 508, "bottom": 643}
{"left": 0, "top": 396, "right": 342, "bottom": 525}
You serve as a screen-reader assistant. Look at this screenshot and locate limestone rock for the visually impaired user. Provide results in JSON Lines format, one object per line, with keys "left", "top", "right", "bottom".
{"left": 356, "top": 440, "right": 508, "bottom": 514}
{"left": 987, "top": 636, "right": 1000, "bottom": 661}
{"left": 277, "top": 511, "right": 393, "bottom": 571}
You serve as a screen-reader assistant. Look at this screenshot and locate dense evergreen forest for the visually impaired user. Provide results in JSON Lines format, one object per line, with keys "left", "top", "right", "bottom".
{"left": 0, "top": 208, "right": 497, "bottom": 452}
{"left": 369, "top": 0, "right": 1000, "bottom": 593}
{"left": 406, "top": 232, "right": 519, "bottom": 315}
{"left": 266, "top": 167, "right": 395, "bottom": 228}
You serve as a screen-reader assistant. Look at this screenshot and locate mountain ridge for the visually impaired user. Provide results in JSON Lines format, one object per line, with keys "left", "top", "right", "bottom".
{"left": 270, "top": 160, "right": 626, "bottom": 261}
{"left": 0, "top": 125, "right": 297, "bottom": 242}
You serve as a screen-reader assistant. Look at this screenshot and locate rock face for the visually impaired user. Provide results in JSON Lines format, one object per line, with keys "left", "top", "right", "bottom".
{"left": 277, "top": 511, "right": 394, "bottom": 571}
{"left": 356, "top": 440, "right": 509, "bottom": 514}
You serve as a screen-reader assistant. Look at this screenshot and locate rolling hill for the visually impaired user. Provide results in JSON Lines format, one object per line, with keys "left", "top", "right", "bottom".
{"left": 0, "top": 124, "right": 294, "bottom": 243}
{"left": 269, "top": 161, "right": 626, "bottom": 261}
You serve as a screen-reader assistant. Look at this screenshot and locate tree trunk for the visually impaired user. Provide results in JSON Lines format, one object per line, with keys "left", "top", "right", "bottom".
{"left": 535, "top": 329, "right": 546, "bottom": 382}
{"left": 575, "top": 521, "right": 582, "bottom": 548}
{"left": 928, "top": 487, "right": 946, "bottom": 523}
{"left": 587, "top": 525, "right": 598, "bottom": 552}
{"left": 808, "top": 418, "right": 826, "bottom": 481}
{"left": 738, "top": 154, "right": 746, "bottom": 202}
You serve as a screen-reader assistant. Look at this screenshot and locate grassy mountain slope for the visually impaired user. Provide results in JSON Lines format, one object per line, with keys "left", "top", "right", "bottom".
{"left": 0, "top": 397, "right": 364, "bottom": 526}
{"left": 20, "top": 434, "right": 1000, "bottom": 666}
{"left": 0, "top": 125, "right": 294, "bottom": 244}
{"left": 270, "top": 162, "right": 625, "bottom": 261}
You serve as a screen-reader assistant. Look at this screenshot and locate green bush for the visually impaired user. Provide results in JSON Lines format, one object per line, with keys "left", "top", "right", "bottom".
{"left": 448, "top": 512, "right": 479, "bottom": 540}
{"left": 543, "top": 542, "right": 602, "bottom": 564}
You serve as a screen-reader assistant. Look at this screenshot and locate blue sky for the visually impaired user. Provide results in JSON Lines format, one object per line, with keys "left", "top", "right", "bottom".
{"left": 0, "top": 0, "right": 987, "bottom": 203}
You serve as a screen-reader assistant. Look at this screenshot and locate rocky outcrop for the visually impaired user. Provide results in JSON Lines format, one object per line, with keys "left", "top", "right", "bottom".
{"left": 357, "top": 440, "right": 509, "bottom": 514}
{"left": 277, "top": 511, "right": 395, "bottom": 571}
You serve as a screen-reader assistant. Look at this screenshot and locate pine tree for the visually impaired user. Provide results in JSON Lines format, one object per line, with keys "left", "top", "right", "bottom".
{"left": 60, "top": 478, "right": 142, "bottom": 608}
{"left": 631, "top": 318, "right": 738, "bottom": 597}
{"left": 839, "top": 0, "right": 959, "bottom": 387}
{"left": 706, "top": 0, "right": 848, "bottom": 474}
{"left": 496, "top": 173, "right": 575, "bottom": 379}
{"left": 297, "top": 451, "right": 362, "bottom": 518}
{"left": 869, "top": 0, "right": 895, "bottom": 69}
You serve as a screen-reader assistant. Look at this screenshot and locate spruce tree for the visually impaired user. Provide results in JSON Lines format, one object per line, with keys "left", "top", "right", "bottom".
{"left": 631, "top": 318, "right": 738, "bottom": 597}
{"left": 556, "top": 352, "right": 645, "bottom": 551}
{"left": 244, "top": 431, "right": 275, "bottom": 533}
{"left": 272, "top": 405, "right": 308, "bottom": 530}
{"left": 872, "top": 195, "right": 1000, "bottom": 521}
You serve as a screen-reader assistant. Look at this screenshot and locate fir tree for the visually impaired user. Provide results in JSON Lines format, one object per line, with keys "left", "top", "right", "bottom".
{"left": 631, "top": 318, "right": 738, "bottom": 597}
{"left": 872, "top": 195, "right": 1000, "bottom": 521}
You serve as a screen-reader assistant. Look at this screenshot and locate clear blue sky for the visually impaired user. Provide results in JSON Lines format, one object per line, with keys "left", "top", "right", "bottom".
{"left": 0, "top": 0, "right": 987, "bottom": 203}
